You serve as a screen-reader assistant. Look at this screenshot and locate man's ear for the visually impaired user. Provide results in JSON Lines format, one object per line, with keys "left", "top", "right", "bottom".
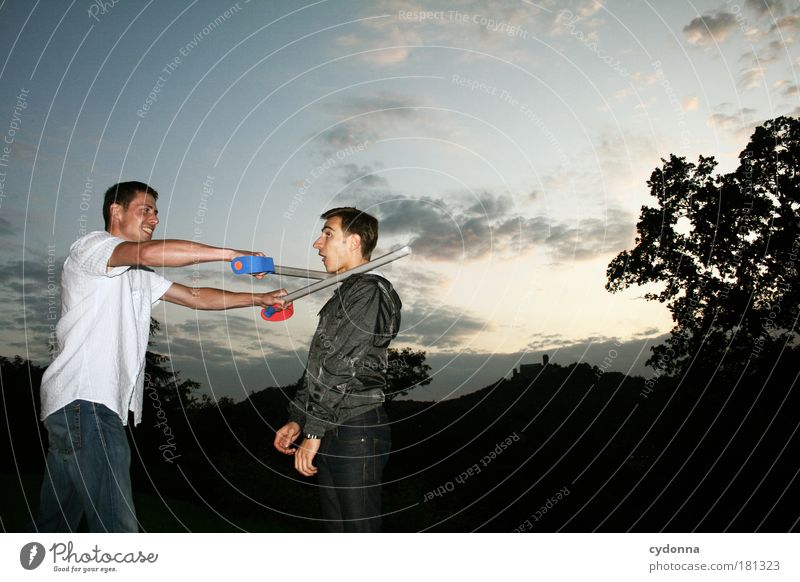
{"left": 349, "top": 233, "right": 362, "bottom": 253}
{"left": 109, "top": 202, "right": 123, "bottom": 223}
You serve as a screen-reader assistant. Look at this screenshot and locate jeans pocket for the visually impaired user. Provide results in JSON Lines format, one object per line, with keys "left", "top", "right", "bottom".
{"left": 46, "top": 402, "right": 82, "bottom": 454}
{"left": 335, "top": 435, "right": 369, "bottom": 458}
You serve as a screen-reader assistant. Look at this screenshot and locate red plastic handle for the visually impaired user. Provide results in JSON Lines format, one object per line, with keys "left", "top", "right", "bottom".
{"left": 261, "top": 303, "right": 294, "bottom": 322}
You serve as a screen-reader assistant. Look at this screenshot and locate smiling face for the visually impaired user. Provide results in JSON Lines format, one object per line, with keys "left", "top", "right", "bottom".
{"left": 313, "top": 215, "right": 363, "bottom": 273}
{"left": 109, "top": 191, "right": 159, "bottom": 242}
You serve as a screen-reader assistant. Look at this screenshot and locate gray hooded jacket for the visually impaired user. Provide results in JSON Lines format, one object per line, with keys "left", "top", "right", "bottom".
{"left": 289, "top": 273, "right": 402, "bottom": 435}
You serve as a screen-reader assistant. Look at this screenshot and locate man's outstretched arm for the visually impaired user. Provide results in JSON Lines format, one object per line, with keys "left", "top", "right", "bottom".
{"left": 162, "top": 282, "right": 287, "bottom": 311}
{"left": 109, "top": 239, "right": 258, "bottom": 269}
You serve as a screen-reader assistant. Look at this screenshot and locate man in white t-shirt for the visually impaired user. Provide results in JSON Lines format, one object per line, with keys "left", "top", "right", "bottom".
{"left": 33, "top": 181, "right": 286, "bottom": 533}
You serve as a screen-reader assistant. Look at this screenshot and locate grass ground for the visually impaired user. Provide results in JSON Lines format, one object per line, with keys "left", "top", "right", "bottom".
{"left": 0, "top": 472, "right": 299, "bottom": 532}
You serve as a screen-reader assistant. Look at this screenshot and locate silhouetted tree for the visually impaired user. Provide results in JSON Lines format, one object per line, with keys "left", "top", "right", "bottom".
{"left": 0, "top": 356, "right": 47, "bottom": 472}
{"left": 606, "top": 116, "right": 799, "bottom": 377}
{"left": 385, "top": 347, "right": 432, "bottom": 402}
{"left": 144, "top": 318, "right": 200, "bottom": 410}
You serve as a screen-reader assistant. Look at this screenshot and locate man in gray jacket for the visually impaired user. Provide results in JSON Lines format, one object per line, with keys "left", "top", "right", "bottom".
{"left": 274, "top": 207, "right": 401, "bottom": 532}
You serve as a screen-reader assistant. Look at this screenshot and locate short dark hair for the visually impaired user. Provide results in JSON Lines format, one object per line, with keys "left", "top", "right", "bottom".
{"left": 102, "top": 181, "right": 159, "bottom": 230}
{"left": 321, "top": 207, "right": 378, "bottom": 259}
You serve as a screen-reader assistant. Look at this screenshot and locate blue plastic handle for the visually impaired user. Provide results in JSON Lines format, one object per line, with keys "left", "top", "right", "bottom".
{"left": 231, "top": 256, "right": 275, "bottom": 275}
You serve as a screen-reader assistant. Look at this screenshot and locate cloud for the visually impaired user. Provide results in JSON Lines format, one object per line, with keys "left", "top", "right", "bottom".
{"left": 335, "top": 15, "right": 421, "bottom": 67}
{"left": 526, "top": 332, "right": 568, "bottom": 350}
{"left": 736, "top": 3, "right": 800, "bottom": 62}
{"left": 707, "top": 107, "right": 758, "bottom": 135}
{"left": 683, "top": 12, "right": 738, "bottom": 46}
{"left": 373, "top": 196, "right": 526, "bottom": 260}
{"left": 174, "top": 316, "right": 289, "bottom": 348}
{"left": 683, "top": 96, "right": 700, "bottom": 111}
{"left": 390, "top": 265, "right": 449, "bottom": 306}
{"left": 465, "top": 191, "right": 514, "bottom": 219}
{"left": 335, "top": 0, "right": 590, "bottom": 68}
{"left": 0, "top": 258, "right": 63, "bottom": 360}
{"left": 783, "top": 83, "right": 800, "bottom": 95}
{"left": 364, "top": 192, "right": 634, "bottom": 263}
{"left": 541, "top": 210, "right": 635, "bottom": 262}
{"left": 331, "top": 92, "right": 424, "bottom": 118}
{"left": 400, "top": 304, "right": 487, "bottom": 348}
{"left": 0, "top": 216, "right": 14, "bottom": 236}
{"left": 0, "top": 258, "right": 57, "bottom": 283}
{"left": 339, "top": 163, "right": 390, "bottom": 189}
{"left": 746, "top": 0, "right": 787, "bottom": 17}
{"left": 770, "top": 14, "right": 800, "bottom": 34}
{"left": 318, "top": 91, "right": 428, "bottom": 150}
{"left": 738, "top": 66, "right": 767, "bottom": 90}
{"left": 146, "top": 312, "right": 307, "bottom": 397}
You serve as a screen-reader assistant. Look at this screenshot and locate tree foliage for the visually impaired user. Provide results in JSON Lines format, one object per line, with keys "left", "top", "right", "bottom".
{"left": 606, "top": 116, "right": 799, "bottom": 378}
{"left": 144, "top": 318, "right": 200, "bottom": 410}
{"left": 385, "top": 347, "right": 433, "bottom": 402}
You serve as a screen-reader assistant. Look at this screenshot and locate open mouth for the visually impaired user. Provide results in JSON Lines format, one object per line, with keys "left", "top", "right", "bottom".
{"left": 142, "top": 227, "right": 154, "bottom": 236}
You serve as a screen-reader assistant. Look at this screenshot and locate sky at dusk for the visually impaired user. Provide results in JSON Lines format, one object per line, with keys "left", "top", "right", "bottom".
{"left": 1, "top": 0, "right": 798, "bottom": 401}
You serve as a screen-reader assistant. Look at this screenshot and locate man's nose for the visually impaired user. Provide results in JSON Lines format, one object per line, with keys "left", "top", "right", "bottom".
{"left": 312, "top": 237, "right": 322, "bottom": 249}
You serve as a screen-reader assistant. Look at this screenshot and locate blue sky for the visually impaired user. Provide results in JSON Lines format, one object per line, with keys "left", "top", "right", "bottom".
{"left": 1, "top": 0, "right": 798, "bottom": 401}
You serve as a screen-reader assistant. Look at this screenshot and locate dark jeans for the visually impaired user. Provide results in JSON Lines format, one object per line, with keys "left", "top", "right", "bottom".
{"left": 33, "top": 400, "right": 138, "bottom": 533}
{"left": 316, "top": 407, "right": 391, "bottom": 532}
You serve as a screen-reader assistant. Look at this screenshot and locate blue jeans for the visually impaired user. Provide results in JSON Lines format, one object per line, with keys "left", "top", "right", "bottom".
{"left": 34, "top": 400, "right": 138, "bottom": 532}
{"left": 316, "top": 407, "right": 391, "bottom": 532}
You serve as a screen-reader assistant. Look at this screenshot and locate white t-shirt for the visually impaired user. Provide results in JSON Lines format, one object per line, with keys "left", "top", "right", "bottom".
{"left": 40, "top": 231, "right": 173, "bottom": 426}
